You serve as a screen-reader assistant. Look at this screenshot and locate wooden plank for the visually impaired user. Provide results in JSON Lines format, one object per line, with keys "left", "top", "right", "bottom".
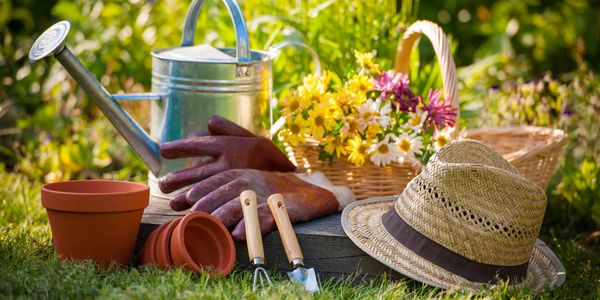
{"left": 135, "top": 212, "right": 401, "bottom": 282}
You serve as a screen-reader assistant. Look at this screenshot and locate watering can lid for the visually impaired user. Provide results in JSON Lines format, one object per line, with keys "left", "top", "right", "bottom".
{"left": 158, "top": 44, "right": 236, "bottom": 62}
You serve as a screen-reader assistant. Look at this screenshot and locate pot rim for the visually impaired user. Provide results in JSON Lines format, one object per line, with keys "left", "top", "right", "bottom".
{"left": 41, "top": 180, "right": 149, "bottom": 212}
{"left": 170, "top": 212, "right": 235, "bottom": 275}
{"left": 42, "top": 180, "right": 148, "bottom": 196}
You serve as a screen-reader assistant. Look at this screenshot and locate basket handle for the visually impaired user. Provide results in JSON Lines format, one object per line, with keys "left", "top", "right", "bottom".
{"left": 394, "top": 20, "right": 459, "bottom": 137}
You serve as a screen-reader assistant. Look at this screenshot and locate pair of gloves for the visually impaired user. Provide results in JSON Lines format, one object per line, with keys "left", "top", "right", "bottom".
{"left": 158, "top": 116, "right": 354, "bottom": 241}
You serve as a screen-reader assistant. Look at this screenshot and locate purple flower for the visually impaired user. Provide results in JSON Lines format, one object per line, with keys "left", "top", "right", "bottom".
{"left": 372, "top": 70, "right": 419, "bottom": 112}
{"left": 394, "top": 87, "right": 420, "bottom": 112}
{"left": 422, "top": 89, "right": 456, "bottom": 129}
{"left": 373, "top": 71, "right": 408, "bottom": 97}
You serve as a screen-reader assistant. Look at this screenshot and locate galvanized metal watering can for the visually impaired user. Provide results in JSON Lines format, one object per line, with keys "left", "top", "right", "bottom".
{"left": 29, "top": 0, "right": 319, "bottom": 201}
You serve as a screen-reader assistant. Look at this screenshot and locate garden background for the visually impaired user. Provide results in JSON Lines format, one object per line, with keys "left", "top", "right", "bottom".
{"left": 1, "top": 0, "right": 599, "bottom": 298}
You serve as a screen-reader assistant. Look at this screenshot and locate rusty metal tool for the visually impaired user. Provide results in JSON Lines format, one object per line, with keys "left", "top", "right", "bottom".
{"left": 240, "top": 190, "right": 272, "bottom": 291}
{"left": 267, "top": 194, "right": 319, "bottom": 293}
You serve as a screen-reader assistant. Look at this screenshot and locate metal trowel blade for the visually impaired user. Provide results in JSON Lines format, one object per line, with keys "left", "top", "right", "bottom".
{"left": 288, "top": 267, "right": 319, "bottom": 293}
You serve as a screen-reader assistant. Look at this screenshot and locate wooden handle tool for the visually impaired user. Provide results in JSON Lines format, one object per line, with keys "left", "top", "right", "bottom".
{"left": 267, "top": 193, "right": 303, "bottom": 265}
{"left": 240, "top": 190, "right": 265, "bottom": 264}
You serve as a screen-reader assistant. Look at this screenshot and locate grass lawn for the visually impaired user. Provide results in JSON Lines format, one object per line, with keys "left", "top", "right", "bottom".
{"left": 1, "top": 170, "right": 598, "bottom": 299}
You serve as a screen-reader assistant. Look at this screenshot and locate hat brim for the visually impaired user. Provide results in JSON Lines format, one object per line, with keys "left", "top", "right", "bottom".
{"left": 341, "top": 196, "right": 566, "bottom": 291}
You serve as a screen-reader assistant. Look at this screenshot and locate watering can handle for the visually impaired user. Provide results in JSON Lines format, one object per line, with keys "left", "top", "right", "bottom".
{"left": 181, "top": 0, "right": 251, "bottom": 64}
{"left": 268, "top": 41, "right": 322, "bottom": 76}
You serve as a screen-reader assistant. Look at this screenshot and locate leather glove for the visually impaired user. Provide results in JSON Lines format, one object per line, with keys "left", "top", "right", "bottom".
{"left": 168, "top": 169, "right": 341, "bottom": 241}
{"left": 158, "top": 116, "right": 296, "bottom": 194}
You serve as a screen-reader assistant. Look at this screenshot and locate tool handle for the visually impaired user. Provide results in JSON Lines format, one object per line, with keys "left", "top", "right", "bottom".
{"left": 240, "top": 190, "right": 264, "bottom": 262}
{"left": 267, "top": 194, "right": 303, "bottom": 263}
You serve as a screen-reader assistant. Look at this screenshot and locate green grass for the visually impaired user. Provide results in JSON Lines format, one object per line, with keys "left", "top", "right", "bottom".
{"left": 1, "top": 170, "right": 598, "bottom": 299}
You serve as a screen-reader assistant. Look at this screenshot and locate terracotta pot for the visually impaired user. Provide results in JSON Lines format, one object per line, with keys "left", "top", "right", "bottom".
{"left": 41, "top": 180, "right": 149, "bottom": 267}
{"left": 137, "top": 220, "right": 169, "bottom": 267}
{"left": 170, "top": 212, "right": 236, "bottom": 276}
{"left": 154, "top": 219, "right": 180, "bottom": 269}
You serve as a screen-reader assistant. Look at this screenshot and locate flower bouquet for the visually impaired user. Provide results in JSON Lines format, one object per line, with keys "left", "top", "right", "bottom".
{"left": 277, "top": 51, "right": 458, "bottom": 199}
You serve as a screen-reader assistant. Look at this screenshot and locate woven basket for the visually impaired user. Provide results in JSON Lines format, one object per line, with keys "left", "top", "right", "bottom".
{"left": 286, "top": 20, "right": 566, "bottom": 199}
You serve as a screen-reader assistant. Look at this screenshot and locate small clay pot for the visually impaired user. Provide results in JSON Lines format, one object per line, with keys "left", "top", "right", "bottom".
{"left": 154, "top": 219, "right": 180, "bottom": 269}
{"left": 41, "top": 180, "right": 149, "bottom": 267}
{"left": 137, "top": 221, "right": 169, "bottom": 267}
{"left": 169, "top": 212, "right": 235, "bottom": 276}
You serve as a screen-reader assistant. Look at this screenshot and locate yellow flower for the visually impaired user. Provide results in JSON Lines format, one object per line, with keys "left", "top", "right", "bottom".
{"left": 332, "top": 90, "right": 361, "bottom": 115}
{"left": 322, "top": 136, "right": 347, "bottom": 158}
{"left": 279, "top": 90, "right": 307, "bottom": 116}
{"left": 365, "top": 123, "right": 382, "bottom": 139}
{"left": 303, "top": 71, "right": 332, "bottom": 90}
{"left": 307, "top": 104, "right": 336, "bottom": 139}
{"left": 346, "top": 136, "right": 372, "bottom": 166}
{"left": 354, "top": 50, "right": 380, "bottom": 74}
{"left": 339, "top": 115, "right": 360, "bottom": 138}
{"left": 278, "top": 116, "right": 309, "bottom": 147}
{"left": 299, "top": 86, "right": 327, "bottom": 105}
{"left": 347, "top": 73, "right": 374, "bottom": 95}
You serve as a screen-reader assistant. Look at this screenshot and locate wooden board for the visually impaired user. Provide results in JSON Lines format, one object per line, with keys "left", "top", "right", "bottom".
{"left": 135, "top": 212, "right": 401, "bottom": 282}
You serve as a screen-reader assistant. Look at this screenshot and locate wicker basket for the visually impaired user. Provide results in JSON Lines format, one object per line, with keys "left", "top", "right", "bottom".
{"left": 465, "top": 127, "right": 566, "bottom": 189}
{"left": 286, "top": 20, "right": 566, "bottom": 199}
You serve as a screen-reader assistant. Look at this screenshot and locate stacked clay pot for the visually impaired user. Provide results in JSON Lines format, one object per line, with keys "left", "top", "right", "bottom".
{"left": 137, "top": 211, "right": 236, "bottom": 276}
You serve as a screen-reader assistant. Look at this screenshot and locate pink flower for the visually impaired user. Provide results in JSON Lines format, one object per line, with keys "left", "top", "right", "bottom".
{"left": 372, "top": 70, "right": 419, "bottom": 112}
{"left": 422, "top": 89, "right": 456, "bottom": 129}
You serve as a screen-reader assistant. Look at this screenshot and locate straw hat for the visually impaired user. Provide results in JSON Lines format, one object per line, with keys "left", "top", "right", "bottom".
{"left": 341, "top": 139, "right": 566, "bottom": 291}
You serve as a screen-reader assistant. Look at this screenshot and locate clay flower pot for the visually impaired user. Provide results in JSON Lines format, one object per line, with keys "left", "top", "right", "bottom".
{"left": 170, "top": 212, "right": 236, "bottom": 276}
{"left": 154, "top": 219, "right": 180, "bottom": 269}
{"left": 41, "top": 180, "right": 149, "bottom": 267}
{"left": 137, "top": 220, "right": 169, "bottom": 267}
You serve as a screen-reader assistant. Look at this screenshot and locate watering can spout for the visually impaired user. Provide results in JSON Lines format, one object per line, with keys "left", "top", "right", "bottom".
{"left": 29, "top": 21, "right": 162, "bottom": 175}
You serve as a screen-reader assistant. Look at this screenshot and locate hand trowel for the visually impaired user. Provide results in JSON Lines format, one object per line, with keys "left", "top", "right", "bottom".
{"left": 267, "top": 194, "right": 319, "bottom": 293}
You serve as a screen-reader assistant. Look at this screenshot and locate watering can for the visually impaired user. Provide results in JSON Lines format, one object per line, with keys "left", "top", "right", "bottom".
{"left": 29, "top": 0, "right": 320, "bottom": 218}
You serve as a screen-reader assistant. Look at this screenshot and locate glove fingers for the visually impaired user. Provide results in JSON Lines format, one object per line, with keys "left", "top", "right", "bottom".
{"left": 231, "top": 203, "right": 276, "bottom": 241}
{"left": 190, "top": 179, "right": 250, "bottom": 213}
{"left": 211, "top": 198, "right": 243, "bottom": 229}
{"left": 158, "top": 160, "right": 225, "bottom": 194}
{"left": 208, "top": 115, "right": 255, "bottom": 137}
{"left": 169, "top": 193, "right": 191, "bottom": 211}
{"left": 159, "top": 136, "right": 224, "bottom": 159}
{"left": 185, "top": 171, "right": 237, "bottom": 204}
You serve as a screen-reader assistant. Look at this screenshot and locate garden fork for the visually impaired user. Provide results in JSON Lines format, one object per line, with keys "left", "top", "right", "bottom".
{"left": 240, "top": 190, "right": 272, "bottom": 291}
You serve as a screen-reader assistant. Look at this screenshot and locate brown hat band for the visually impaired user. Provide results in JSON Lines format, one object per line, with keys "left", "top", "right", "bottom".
{"left": 381, "top": 207, "right": 529, "bottom": 284}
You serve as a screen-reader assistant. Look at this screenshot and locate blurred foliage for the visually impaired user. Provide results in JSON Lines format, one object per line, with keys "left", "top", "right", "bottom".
{"left": 0, "top": 0, "right": 599, "bottom": 232}
{"left": 473, "top": 66, "right": 600, "bottom": 230}
{"left": 419, "top": 0, "right": 600, "bottom": 75}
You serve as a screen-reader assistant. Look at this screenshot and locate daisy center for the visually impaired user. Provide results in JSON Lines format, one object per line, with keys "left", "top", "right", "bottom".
{"left": 437, "top": 135, "right": 449, "bottom": 147}
{"left": 377, "top": 144, "right": 389, "bottom": 154}
{"left": 358, "top": 145, "right": 368, "bottom": 154}
{"left": 398, "top": 139, "right": 412, "bottom": 153}
{"left": 314, "top": 116, "right": 324, "bottom": 126}
{"left": 409, "top": 115, "right": 421, "bottom": 126}
{"left": 289, "top": 100, "right": 300, "bottom": 111}
{"left": 311, "top": 95, "right": 320, "bottom": 102}
{"left": 290, "top": 124, "right": 301, "bottom": 134}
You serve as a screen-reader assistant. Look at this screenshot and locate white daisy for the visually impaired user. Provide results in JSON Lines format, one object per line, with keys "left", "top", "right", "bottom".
{"left": 395, "top": 132, "right": 423, "bottom": 163}
{"left": 375, "top": 98, "right": 393, "bottom": 128}
{"left": 406, "top": 108, "right": 428, "bottom": 133}
{"left": 369, "top": 134, "right": 400, "bottom": 167}
{"left": 433, "top": 127, "right": 455, "bottom": 151}
{"left": 357, "top": 99, "right": 379, "bottom": 131}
